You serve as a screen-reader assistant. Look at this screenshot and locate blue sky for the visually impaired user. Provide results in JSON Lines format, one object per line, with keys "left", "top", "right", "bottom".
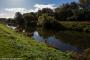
{"left": 0, "top": 0, "right": 79, "bottom": 18}
{"left": 0, "top": 0, "right": 79, "bottom": 8}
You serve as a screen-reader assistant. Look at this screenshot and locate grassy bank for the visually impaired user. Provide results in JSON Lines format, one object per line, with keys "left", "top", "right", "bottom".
{"left": 59, "top": 21, "right": 90, "bottom": 32}
{"left": 0, "top": 23, "right": 73, "bottom": 60}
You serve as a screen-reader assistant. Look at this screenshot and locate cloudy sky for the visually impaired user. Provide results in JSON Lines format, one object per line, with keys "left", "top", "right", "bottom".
{"left": 0, "top": 0, "right": 79, "bottom": 18}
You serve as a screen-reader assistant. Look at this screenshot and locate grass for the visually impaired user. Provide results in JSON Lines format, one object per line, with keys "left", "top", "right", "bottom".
{"left": 0, "top": 23, "right": 73, "bottom": 60}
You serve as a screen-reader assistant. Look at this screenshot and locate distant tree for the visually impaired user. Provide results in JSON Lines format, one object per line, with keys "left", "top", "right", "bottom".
{"left": 23, "top": 12, "right": 37, "bottom": 32}
{"left": 79, "top": 0, "right": 90, "bottom": 8}
{"left": 15, "top": 12, "right": 25, "bottom": 32}
{"left": 38, "top": 14, "right": 45, "bottom": 27}
{"left": 78, "top": 8, "right": 90, "bottom": 20}
{"left": 37, "top": 8, "right": 54, "bottom": 18}
{"left": 70, "top": 2, "right": 79, "bottom": 9}
{"left": 41, "top": 8, "right": 54, "bottom": 16}
{"left": 36, "top": 10, "right": 42, "bottom": 17}
{"left": 38, "top": 14, "right": 50, "bottom": 28}
{"left": 55, "top": 3, "right": 73, "bottom": 21}
{"left": 7, "top": 18, "right": 16, "bottom": 26}
{"left": 38, "top": 13, "right": 64, "bottom": 31}
{"left": 54, "top": 2, "right": 89, "bottom": 21}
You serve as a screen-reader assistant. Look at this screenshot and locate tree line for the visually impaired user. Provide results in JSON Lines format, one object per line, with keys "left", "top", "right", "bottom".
{"left": 1, "top": 0, "right": 90, "bottom": 33}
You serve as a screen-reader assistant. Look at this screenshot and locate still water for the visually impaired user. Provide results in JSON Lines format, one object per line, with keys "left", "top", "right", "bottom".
{"left": 32, "top": 31, "right": 82, "bottom": 52}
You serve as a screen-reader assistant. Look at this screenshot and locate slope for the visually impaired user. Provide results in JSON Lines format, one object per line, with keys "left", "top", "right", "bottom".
{"left": 0, "top": 23, "right": 73, "bottom": 60}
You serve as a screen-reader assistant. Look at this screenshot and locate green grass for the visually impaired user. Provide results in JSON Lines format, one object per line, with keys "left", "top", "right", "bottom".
{"left": 59, "top": 21, "right": 90, "bottom": 32}
{"left": 0, "top": 23, "right": 73, "bottom": 60}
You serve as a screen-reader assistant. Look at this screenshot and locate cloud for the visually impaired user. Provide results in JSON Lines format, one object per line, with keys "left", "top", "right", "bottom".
{"left": 34, "top": 4, "right": 56, "bottom": 10}
{"left": 0, "top": 13, "right": 14, "bottom": 18}
{"left": 3, "top": 8, "right": 36, "bottom": 18}
{"left": 4, "top": 4, "right": 56, "bottom": 13}
{"left": 0, "top": 4, "right": 56, "bottom": 18}
{"left": 32, "top": 4, "right": 56, "bottom": 12}
{"left": 5, "top": 8, "right": 34, "bottom": 13}
{"left": 0, "top": 13, "right": 6, "bottom": 16}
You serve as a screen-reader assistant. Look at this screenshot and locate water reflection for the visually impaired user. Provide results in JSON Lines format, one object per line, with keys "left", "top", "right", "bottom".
{"left": 32, "top": 31, "right": 44, "bottom": 42}
{"left": 7, "top": 25, "right": 16, "bottom": 29}
{"left": 32, "top": 31, "right": 82, "bottom": 52}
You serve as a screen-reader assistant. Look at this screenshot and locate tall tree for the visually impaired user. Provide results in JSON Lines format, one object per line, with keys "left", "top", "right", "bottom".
{"left": 38, "top": 13, "right": 63, "bottom": 31}
{"left": 15, "top": 12, "right": 25, "bottom": 31}
{"left": 55, "top": 3, "right": 73, "bottom": 21}
{"left": 23, "top": 12, "right": 37, "bottom": 32}
{"left": 37, "top": 8, "right": 54, "bottom": 17}
{"left": 38, "top": 14, "right": 55, "bottom": 29}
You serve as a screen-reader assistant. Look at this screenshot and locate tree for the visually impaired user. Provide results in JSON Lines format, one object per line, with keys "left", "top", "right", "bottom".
{"left": 38, "top": 14, "right": 55, "bottom": 27}
{"left": 38, "top": 13, "right": 64, "bottom": 31}
{"left": 15, "top": 12, "right": 25, "bottom": 32}
{"left": 37, "top": 8, "right": 54, "bottom": 18}
{"left": 23, "top": 12, "right": 37, "bottom": 32}
{"left": 79, "top": 0, "right": 90, "bottom": 8}
{"left": 79, "top": 8, "right": 90, "bottom": 20}
{"left": 70, "top": 2, "right": 79, "bottom": 9}
{"left": 55, "top": 3, "right": 74, "bottom": 21}
{"left": 7, "top": 18, "right": 16, "bottom": 26}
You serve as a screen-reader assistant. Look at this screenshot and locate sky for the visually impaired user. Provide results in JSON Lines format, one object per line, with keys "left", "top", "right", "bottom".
{"left": 0, "top": 0, "right": 79, "bottom": 18}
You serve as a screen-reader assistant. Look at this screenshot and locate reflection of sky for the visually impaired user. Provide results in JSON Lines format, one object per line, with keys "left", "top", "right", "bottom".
{"left": 32, "top": 31, "right": 44, "bottom": 42}
{"left": 47, "top": 36, "right": 80, "bottom": 51}
{"left": 33, "top": 31, "right": 81, "bottom": 52}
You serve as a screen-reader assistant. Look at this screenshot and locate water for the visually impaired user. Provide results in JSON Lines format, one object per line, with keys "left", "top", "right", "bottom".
{"left": 7, "top": 25, "right": 16, "bottom": 29}
{"left": 32, "top": 31, "right": 82, "bottom": 52}
{"left": 32, "top": 31, "right": 44, "bottom": 42}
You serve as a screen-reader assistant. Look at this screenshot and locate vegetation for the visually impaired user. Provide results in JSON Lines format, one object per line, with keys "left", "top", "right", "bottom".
{"left": 0, "top": 0, "right": 90, "bottom": 59}
{"left": 14, "top": 12, "right": 25, "bottom": 32}
{"left": 23, "top": 12, "right": 37, "bottom": 33}
{"left": 38, "top": 14, "right": 64, "bottom": 31}
{"left": 1, "top": 0, "right": 88, "bottom": 33}
{"left": 0, "top": 23, "right": 73, "bottom": 60}
{"left": 59, "top": 21, "right": 90, "bottom": 32}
